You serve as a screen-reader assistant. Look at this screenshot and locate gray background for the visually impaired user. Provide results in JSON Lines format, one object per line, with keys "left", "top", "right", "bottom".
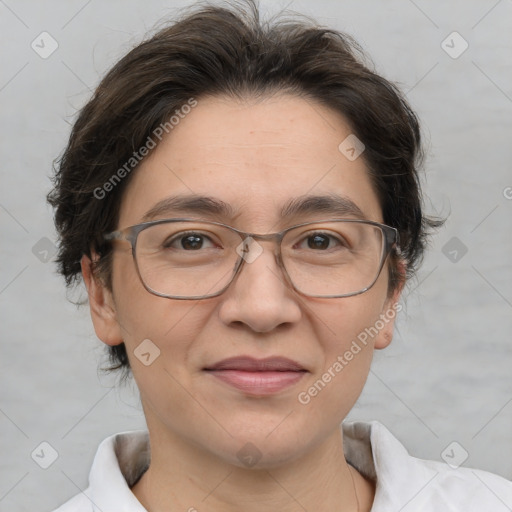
{"left": 1, "top": 0, "right": 511, "bottom": 510}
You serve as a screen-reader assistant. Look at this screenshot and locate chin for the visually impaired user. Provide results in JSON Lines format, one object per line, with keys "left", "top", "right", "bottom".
{"left": 205, "top": 416, "right": 317, "bottom": 470}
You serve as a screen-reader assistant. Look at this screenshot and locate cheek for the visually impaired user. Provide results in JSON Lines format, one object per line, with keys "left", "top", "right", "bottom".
{"left": 111, "top": 254, "right": 150, "bottom": 335}
{"left": 111, "top": 253, "right": 193, "bottom": 361}
{"left": 316, "top": 275, "right": 389, "bottom": 353}
{"left": 111, "top": 253, "right": 220, "bottom": 387}
{"left": 298, "top": 286, "right": 389, "bottom": 410}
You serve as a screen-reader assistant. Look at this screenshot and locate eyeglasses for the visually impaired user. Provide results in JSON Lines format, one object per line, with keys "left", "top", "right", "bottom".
{"left": 104, "top": 218, "right": 400, "bottom": 300}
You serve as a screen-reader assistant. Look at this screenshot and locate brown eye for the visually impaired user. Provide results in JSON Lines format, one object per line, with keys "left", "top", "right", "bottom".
{"left": 164, "top": 232, "right": 216, "bottom": 250}
{"left": 297, "top": 231, "right": 347, "bottom": 251}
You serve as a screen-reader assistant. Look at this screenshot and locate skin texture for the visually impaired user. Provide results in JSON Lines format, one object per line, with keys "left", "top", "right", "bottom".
{"left": 81, "top": 93, "right": 403, "bottom": 511}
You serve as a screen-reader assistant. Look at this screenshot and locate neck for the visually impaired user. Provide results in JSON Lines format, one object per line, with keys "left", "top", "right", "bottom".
{"left": 131, "top": 423, "right": 374, "bottom": 512}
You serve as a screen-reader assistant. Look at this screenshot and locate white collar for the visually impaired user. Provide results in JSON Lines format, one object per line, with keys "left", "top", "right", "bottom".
{"left": 73, "top": 420, "right": 512, "bottom": 511}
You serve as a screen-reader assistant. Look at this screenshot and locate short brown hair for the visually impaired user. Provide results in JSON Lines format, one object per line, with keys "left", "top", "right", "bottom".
{"left": 48, "top": 0, "right": 442, "bottom": 372}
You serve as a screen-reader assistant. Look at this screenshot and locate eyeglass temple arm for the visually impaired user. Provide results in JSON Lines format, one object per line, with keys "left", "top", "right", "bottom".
{"left": 386, "top": 227, "right": 401, "bottom": 256}
{"left": 104, "top": 231, "right": 123, "bottom": 241}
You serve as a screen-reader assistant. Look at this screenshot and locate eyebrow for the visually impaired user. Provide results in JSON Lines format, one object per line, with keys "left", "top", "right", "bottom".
{"left": 140, "top": 193, "right": 366, "bottom": 223}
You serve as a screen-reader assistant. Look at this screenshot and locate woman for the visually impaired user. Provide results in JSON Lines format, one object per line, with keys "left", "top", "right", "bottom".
{"left": 48, "top": 1, "right": 512, "bottom": 510}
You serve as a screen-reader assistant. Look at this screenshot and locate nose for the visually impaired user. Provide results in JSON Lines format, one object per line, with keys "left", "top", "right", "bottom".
{"left": 217, "top": 238, "right": 302, "bottom": 333}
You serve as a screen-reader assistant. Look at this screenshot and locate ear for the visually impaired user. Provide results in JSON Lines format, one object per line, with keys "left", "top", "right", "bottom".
{"left": 374, "top": 258, "right": 406, "bottom": 350}
{"left": 81, "top": 254, "right": 123, "bottom": 347}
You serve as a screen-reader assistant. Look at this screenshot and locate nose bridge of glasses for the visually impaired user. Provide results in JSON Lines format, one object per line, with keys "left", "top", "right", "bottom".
{"left": 230, "top": 232, "right": 292, "bottom": 295}
{"left": 237, "top": 231, "right": 283, "bottom": 259}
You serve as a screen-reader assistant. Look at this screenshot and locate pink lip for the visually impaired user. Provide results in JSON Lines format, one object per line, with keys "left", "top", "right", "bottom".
{"left": 204, "top": 356, "right": 307, "bottom": 395}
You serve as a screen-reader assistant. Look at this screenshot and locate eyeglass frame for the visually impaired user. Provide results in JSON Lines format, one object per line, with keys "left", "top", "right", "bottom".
{"left": 104, "top": 217, "right": 401, "bottom": 300}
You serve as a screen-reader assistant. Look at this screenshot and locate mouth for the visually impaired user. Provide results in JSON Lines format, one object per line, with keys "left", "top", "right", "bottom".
{"left": 203, "top": 356, "right": 308, "bottom": 396}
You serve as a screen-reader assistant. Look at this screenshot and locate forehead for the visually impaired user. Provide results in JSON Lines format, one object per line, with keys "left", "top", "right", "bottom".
{"left": 119, "top": 94, "right": 383, "bottom": 229}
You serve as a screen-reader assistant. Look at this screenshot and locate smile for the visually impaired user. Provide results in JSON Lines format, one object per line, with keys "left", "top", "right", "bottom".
{"left": 204, "top": 356, "right": 308, "bottom": 396}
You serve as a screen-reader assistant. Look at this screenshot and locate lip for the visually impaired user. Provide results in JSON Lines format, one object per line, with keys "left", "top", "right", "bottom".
{"left": 205, "top": 356, "right": 305, "bottom": 372}
{"left": 204, "top": 356, "right": 307, "bottom": 396}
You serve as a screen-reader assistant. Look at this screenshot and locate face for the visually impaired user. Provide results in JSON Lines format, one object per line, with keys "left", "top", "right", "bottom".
{"left": 83, "top": 93, "right": 402, "bottom": 469}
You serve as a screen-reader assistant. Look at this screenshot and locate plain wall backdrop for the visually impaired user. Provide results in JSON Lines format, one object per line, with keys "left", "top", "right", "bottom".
{"left": 1, "top": 0, "right": 511, "bottom": 510}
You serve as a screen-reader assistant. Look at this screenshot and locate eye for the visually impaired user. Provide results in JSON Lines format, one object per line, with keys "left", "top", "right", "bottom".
{"left": 296, "top": 231, "right": 347, "bottom": 251}
{"left": 164, "top": 232, "right": 217, "bottom": 250}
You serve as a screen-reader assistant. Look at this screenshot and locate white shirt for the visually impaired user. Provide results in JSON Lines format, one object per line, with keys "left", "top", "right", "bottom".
{"left": 53, "top": 420, "right": 512, "bottom": 511}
